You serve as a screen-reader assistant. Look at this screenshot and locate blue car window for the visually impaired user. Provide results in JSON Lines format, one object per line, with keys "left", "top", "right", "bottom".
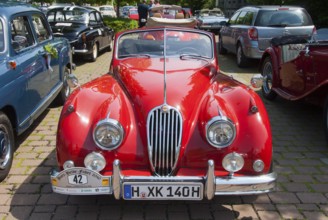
{"left": 32, "top": 14, "right": 50, "bottom": 43}
{"left": 11, "top": 16, "right": 34, "bottom": 52}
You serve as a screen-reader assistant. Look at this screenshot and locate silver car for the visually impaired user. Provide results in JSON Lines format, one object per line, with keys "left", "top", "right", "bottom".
{"left": 219, "top": 5, "right": 315, "bottom": 67}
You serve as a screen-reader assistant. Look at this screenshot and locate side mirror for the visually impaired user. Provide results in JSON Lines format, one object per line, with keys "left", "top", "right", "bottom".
{"left": 250, "top": 74, "right": 263, "bottom": 88}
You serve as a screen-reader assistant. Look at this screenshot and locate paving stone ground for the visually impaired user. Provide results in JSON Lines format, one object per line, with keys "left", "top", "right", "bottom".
{"left": 1, "top": 47, "right": 328, "bottom": 220}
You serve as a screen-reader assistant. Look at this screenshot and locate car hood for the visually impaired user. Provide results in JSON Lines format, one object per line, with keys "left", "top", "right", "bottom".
{"left": 116, "top": 57, "right": 216, "bottom": 120}
{"left": 50, "top": 22, "right": 88, "bottom": 41}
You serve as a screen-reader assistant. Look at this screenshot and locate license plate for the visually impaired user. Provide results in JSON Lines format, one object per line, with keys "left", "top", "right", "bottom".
{"left": 51, "top": 167, "right": 111, "bottom": 195}
{"left": 123, "top": 183, "right": 203, "bottom": 200}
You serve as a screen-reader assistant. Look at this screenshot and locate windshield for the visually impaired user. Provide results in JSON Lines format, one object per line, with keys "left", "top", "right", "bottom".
{"left": 255, "top": 9, "right": 313, "bottom": 27}
{"left": 117, "top": 30, "right": 213, "bottom": 59}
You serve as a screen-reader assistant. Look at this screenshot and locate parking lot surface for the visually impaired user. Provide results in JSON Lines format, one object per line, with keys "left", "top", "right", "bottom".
{"left": 1, "top": 50, "right": 328, "bottom": 220}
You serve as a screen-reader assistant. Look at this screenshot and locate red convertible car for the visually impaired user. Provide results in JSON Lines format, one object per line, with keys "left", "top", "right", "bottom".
{"left": 50, "top": 26, "right": 276, "bottom": 200}
{"left": 251, "top": 34, "right": 328, "bottom": 141}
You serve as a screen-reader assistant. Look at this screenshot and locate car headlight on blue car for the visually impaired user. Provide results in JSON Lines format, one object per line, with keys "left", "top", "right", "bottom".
{"left": 93, "top": 118, "right": 124, "bottom": 150}
{"left": 206, "top": 116, "right": 236, "bottom": 148}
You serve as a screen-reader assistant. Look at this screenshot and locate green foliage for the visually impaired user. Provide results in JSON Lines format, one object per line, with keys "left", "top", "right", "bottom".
{"left": 103, "top": 17, "right": 138, "bottom": 33}
{"left": 44, "top": 44, "right": 58, "bottom": 59}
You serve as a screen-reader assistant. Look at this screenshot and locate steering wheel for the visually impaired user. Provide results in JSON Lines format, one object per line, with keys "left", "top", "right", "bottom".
{"left": 177, "top": 47, "right": 199, "bottom": 55}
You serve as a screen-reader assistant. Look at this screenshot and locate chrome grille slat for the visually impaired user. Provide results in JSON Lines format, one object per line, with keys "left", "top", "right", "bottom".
{"left": 147, "top": 105, "right": 182, "bottom": 176}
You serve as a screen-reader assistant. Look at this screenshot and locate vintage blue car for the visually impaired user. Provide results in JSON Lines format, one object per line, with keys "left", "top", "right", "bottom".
{"left": 0, "top": 2, "right": 74, "bottom": 182}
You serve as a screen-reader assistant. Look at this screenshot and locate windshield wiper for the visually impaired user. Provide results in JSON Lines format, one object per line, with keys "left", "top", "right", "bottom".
{"left": 180, "top": 54, "right": 211, "bottom": 61}
{"left": 119, "top": 54, "right": 151, "bottom": 58}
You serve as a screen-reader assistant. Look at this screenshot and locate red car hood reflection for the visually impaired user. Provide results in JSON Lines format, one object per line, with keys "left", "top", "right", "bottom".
{"left": 116, "top": 57, "right": 216, "bottom": 118}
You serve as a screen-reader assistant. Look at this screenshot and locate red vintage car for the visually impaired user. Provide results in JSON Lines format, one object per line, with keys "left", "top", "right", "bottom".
{"left": 251, "top": 33, "right": 328, "bottom": 140}
{"left": 50, "top": 26, "right": 276, "bottom": 200}
{"left": 128, "top": 8, "right": 139, "bottom": 21}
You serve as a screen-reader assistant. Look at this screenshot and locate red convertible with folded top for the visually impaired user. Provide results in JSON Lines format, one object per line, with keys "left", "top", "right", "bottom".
{"left": 50, "top": 24, "right": 276, "bottom": 200}
{"left": 251, "top": 33, "right": 328, "bottom": 141}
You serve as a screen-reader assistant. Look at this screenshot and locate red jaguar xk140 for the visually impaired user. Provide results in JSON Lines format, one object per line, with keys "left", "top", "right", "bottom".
{"left": 50, "top": 26, "right": 276, "bottom": 200}
{"left": 251, "top": 33, "right": 328, "bottom": 141}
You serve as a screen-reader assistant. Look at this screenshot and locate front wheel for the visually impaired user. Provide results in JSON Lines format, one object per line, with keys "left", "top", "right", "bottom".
{"left": 0, "top": 112, "right": 14, "bottom": 182}
{"left": 218, "top": 35, "right": 227, "bottom": 54}
{"left": 323, "top": 96, "right": 328, "bottom": 143}
{"left": 261, "top": 57, "right": 277, "bottom": 100}
{"left": 107, "top": 36, "right": 113, "bottom": 52}
{"left": 90, "top": 43, "right": 98, "bottom": 62}
{"left": 236, "top": 44, "right": 248, "bottom": 67}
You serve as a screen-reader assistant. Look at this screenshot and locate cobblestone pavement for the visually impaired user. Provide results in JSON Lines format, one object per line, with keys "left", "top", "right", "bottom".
{"left": 1, "top": 49, "right": 328, "bottom": 220}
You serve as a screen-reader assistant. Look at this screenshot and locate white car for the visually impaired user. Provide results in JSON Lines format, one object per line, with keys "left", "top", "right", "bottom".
{"left": 99, "top": 5, "right": 116, "bottom": 18}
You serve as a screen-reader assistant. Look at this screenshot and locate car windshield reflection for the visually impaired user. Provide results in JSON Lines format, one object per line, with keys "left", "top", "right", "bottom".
{"left": 117, "top": 30, "right": 213, "bottom": 59}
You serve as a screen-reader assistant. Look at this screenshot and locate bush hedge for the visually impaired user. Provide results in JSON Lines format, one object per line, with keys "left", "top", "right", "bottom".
{"left": 103, "top": 17, "right": 138, "bottom": 34}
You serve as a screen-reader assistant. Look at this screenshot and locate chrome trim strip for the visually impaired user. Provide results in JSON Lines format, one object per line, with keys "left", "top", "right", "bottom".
{"left": 205, "top": 160, "right": 215, "bottom": 200}
{"left": 163, "top": 28, "right": 167, "bottom": 104}
{"left": 73, "top": 49, "right": 89, "bottom": 54}
{"left": 214, "top": 172, "right": 277, "bottom": 195}
{"left": 113, "top": 159, "right": 122, "bottom": 199}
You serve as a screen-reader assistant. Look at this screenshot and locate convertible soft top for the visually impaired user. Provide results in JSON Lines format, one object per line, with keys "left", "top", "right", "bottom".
{"left": 149, "top": 4, "right": 182, "bottom": 12}
{"left": 146, "top": 17, "right": 197, "bottom": 28}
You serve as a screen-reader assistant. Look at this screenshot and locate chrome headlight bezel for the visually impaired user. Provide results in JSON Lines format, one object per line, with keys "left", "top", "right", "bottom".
{"left": 93, "top": 118, "right": 124, "bottom": 150}
{"left": 206, "top": 116, "right": 236, "bottom": 148}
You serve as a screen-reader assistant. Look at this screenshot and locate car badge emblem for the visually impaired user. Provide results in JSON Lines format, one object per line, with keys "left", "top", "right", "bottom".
{"left": 161, "top": 105, "right": 169, "bottom": 113}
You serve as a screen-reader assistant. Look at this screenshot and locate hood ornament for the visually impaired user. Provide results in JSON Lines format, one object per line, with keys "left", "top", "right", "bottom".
{"left": 161, "top": 104, "right": 169, "bottom": 113}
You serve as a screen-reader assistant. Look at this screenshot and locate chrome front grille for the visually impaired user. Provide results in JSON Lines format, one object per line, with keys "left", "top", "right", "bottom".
{"left": 147, "top": 105, "right": 182, "bottom": 176}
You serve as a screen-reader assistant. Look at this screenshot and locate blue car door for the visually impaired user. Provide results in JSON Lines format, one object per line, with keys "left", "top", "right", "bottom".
{"left": 31, "top": 13, "right": 60, "bottom": 90}
{"left": 10, "top": 14, "right": 50, "bottom": 131}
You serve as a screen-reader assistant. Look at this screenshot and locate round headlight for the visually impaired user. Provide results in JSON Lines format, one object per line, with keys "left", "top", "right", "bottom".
{"left": 206, "top": 117, "right": 236, "bottom": 148}
{"left": 222, "top": 152, "right": 244, "bottom": 173}
{"left": 93, "top": 118, "right": 124, "bottom": 150}
{"left": 84, "top": 152, "right": 106, "bottom": 172}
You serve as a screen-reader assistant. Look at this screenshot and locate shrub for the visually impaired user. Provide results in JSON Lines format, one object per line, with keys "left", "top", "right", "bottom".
{"left": 103, "top": 17, "right": 138, "bottom": 34}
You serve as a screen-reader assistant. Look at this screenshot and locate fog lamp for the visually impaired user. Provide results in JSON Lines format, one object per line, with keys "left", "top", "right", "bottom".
{"left": 84, "top": 152, "right": 106, "bottom": 172}
{"left": 253, "top": 159, "right": 265, "bottom": 172}
{"left": 222, "top": 152, "right": 244, "bottom": 173}
{"left": 63, "top": 160, "right": 75, "bottom": 170}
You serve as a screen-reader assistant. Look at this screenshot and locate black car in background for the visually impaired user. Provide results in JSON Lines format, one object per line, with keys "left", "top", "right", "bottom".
{"left": 47, "top": 5, "right": 114, "bottom": 61}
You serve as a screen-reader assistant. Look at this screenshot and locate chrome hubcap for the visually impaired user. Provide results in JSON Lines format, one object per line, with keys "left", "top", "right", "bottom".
{"left": 93, "top": 44, "right": 97, "bottom": 59}
{"left": 263, "top": 62, "right": 273, "bottom": 94}
{"left": 0, "top": 129, "right": 10, "bottom": 170}
{"left": 237, "top": 47, "right": 241, "bottom": 64}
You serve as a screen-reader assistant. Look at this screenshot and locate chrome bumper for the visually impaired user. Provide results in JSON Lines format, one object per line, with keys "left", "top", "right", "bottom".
{"left": 51, "top": 159, "right": 277, "bottom": 200}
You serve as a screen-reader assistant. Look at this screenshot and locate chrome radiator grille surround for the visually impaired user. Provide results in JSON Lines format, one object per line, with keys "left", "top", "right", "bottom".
{"left": 147, "top": 105, "right": 182, "bottom": 176}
